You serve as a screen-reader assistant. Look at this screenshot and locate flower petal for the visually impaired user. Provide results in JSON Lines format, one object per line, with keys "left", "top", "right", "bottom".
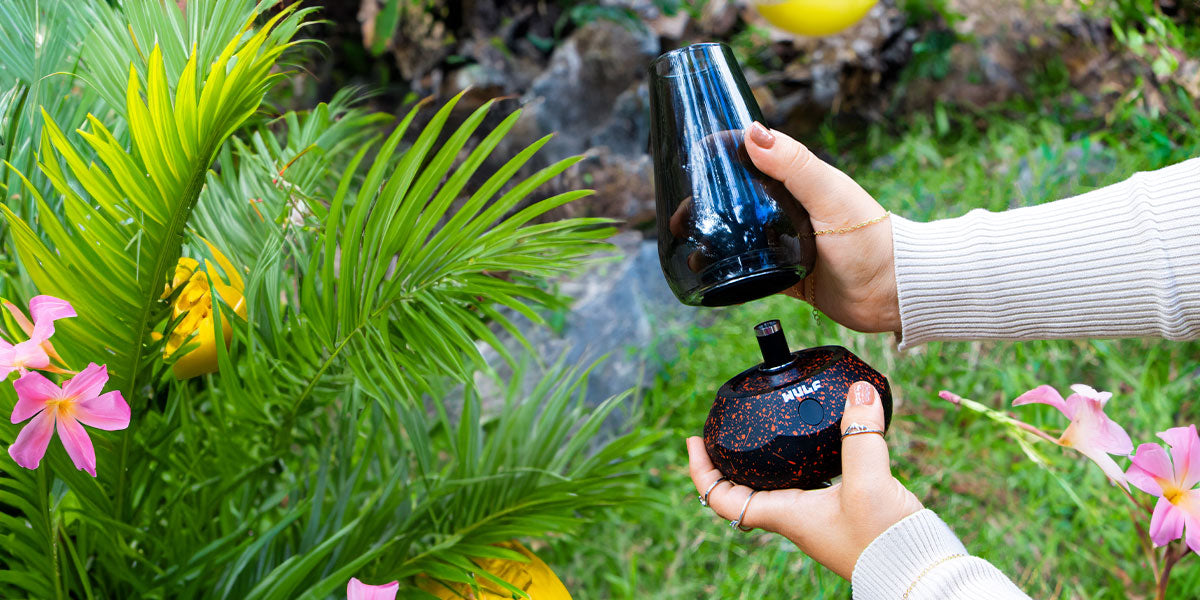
{"left": 937, "top": 390, "right": 963, "bottom": 405}
{"left": 10, "top": 340, "right": 50, "bottom": 371}
{"left": 202, "top": 238, "right": 244, "bottom": 290}
{"left": 347, "top": 577, "right": 399, "bottom": 600}
{"left": 1099, "top": 417, "right": 1135, "bottom": 456}
{"left": 1159, "top": 425, "right": 1200, "bottom": 489}
{"left": 1182, "top": 490, "right": 1200, "bottom": 554}
{"left": 74, "top": 391, "right": 130, "bottom": 431}
{"left": 62, "top": 363, "right": 109, "bottom": 401}
{"left": 1127, "top": 443, "right": 1173, "bottom": 496}
{"left": 8, "top": 411, "right": 55, "bottom": 470}
{"left": 1061, "top": 395, "right": 1133, "bottom": 455}
{"left": 1150, "top": 496, "right": 1186, "bottom": 547}
{"left": 12, "top": 371, "right": 61, "bottom": 423}
{"left": 55, "top": 416, "right": 96, "bottom": 477}
{"left": 1069, "top": 384, "right": 1112, "bottom": 406}
{"left": 1073, "top": 444, "right": 1130, "bottom": 490}
{"left": 1012, "top": 385, "right": 1069, "bottom": 417}
{"left": 2, "top": 300, "right": 34, "bottom": 337}
{"left": 28, "top": 295, "right": 75, "bottom": 342}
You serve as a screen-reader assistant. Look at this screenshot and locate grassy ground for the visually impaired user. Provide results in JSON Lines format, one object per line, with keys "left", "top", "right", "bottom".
{"left": 542, "top": 91, "right": 1200, "bottom": 598}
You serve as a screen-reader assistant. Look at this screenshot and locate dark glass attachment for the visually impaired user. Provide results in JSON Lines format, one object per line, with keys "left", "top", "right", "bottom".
{"left": 703, "top": 321, "right": 893, "bottom": 490}
{"left": 649, "top": 43, "right": 816, "bottom": 307}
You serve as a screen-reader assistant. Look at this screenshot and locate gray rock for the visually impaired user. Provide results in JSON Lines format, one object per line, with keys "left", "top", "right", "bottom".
{"left": 524, "top": 20, "right": 659, "bottom": 159}
{"left": 474, "top": 231, "right": 701, "bottom": 415}
{"left": 588, "top": 84, "right": 651, "bottom": 158}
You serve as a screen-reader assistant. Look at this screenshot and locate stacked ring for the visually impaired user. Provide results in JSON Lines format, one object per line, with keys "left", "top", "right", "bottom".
{"left": 700, "top": 476, "right": 727, "bottom": 507}
{"left": 730, "top": 490, "right": 758, "bottom": 532}
{"left": 841, "top": 422, "right": 885, "bottom": 440}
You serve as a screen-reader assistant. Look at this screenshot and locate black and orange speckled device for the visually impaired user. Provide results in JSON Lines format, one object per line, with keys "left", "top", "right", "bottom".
{"left": 703, "top": 320, "right": 893, "bottom": 490}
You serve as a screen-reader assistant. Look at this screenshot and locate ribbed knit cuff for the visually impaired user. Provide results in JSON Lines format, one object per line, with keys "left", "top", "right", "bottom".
{"left": 851, "top": 509, "right": 967, "bottom": 598}
{"left": 892, "top": 158, "right": 1200, "bottom": 351}
{"left": 851, "top": 510, "right": 1030, "bottom": 600}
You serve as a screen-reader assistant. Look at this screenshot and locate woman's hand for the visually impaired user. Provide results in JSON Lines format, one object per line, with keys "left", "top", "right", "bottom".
{"left": 686, "top": 381, "right": 923, "bottom": 579}
{"left": 744, "top": 123, "right": 900, "bottom": 334}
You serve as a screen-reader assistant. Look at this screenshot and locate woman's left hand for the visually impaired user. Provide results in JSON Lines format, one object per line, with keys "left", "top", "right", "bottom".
{"left": 686, "top": 381, "right": 923, "bottom": 579}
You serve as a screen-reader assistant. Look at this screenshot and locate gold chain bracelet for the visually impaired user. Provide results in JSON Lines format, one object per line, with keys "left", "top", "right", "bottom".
{"left": 902, "top": 554, "right": 968, "bottom": 600}
{"left": 808, "top": 211, "right": 891, "bottom": 237}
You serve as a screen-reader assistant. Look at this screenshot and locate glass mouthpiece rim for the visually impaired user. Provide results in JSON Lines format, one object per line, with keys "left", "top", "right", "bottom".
{"left": 754, "top": 320, "right": 781, "bottom": 337}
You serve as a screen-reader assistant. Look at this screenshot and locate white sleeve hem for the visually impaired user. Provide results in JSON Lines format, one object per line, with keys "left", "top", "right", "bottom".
{"left": 851, "top": 509, "right": 1030, "bottom": 600}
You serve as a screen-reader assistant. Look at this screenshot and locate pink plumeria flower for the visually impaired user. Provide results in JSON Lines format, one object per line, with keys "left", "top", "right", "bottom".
{"left": 1126, "top": 425, "right": 1200, "bottom": 552}
{"left": 8, "top": 363, "right": 129, "bottom": 477}
{"left": 1013, "top": 384, "right": 1133, "bottom": 489}
{"left": 347, "top": 577, "right": 398, "bottom": 600}
{"left": 0, "top": 295, "right": 75, "bottom": 378}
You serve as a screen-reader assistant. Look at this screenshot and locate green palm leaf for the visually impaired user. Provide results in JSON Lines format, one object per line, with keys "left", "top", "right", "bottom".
{"left": 3, "top": 6, "right": 306, "bottom": 401}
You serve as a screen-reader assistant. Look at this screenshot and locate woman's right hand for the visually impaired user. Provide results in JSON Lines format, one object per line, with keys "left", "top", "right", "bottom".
{"left": 687, "top": 382, "right": 923, "bottom": 579}
{"left": 743, "top": 123, "right": 901, "bottom": 334}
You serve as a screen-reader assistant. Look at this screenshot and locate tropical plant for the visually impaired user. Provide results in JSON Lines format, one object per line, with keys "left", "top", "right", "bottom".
{"left": 0, "top": 0, "right": 650, "bottom": 598}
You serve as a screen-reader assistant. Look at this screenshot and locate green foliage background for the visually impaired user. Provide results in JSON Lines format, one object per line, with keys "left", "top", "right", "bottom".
{"left": 0, "top": 0, "right": 1199, "bottom": 599}
{"left": 0, "top": 1, "right": 653, "bottom": 598}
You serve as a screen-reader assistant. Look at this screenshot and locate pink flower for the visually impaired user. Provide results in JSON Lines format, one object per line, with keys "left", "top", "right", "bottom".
{"left": 0, "top": 295, "right": 75, "bottom": 378}
{"left": 8, "top": 363, "right": 129, "bottom": 477}
{"left": 1126, "top": 425, "right": 1200, "bottom": 552}
{"left": 347, "top": 577, "right": 398, "bottom": 600}
{"left": 1013, "top": 384, "right": 1133, "bottom": 489}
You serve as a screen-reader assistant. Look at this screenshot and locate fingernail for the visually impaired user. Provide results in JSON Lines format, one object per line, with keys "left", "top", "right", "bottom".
{"left": 748, "top": 122, "right": 775, "bottom": 149}
{"left": 849, "top": 381, "right": 876, "bottom": 406}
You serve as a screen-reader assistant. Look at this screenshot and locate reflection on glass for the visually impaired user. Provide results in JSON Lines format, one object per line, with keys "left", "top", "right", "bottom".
{"left": 649, "top": 43, "right": 815, "bottom": 307}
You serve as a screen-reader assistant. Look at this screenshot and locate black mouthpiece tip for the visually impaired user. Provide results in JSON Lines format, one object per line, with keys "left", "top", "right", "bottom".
{"left": 754, "top": 319, "right": 792, "bottom": 370}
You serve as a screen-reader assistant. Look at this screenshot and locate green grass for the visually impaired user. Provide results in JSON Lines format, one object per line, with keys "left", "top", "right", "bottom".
{"left": 541, "top": 91, "right": 1200, "bottom": 598}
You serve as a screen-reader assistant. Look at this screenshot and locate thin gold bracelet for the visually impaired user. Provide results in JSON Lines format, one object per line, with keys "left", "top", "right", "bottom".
{"left": 902, "top": 553, "right": 968, "bottom": 600}
{"left": 809, "top": 211, "right": 891, "bottom": 237}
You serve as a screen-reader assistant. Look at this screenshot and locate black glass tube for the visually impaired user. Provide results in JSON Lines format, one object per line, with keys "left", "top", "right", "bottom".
{"left": 648, "top": 43, "right": 815, "bottom": 307}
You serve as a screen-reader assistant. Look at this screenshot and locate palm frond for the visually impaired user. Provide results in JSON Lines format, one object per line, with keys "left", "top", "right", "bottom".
{"left": 301, "top": 92, "right": 615, "bottom": 411}
{"left": 239, "top": 361, "right": 655, "bottom": 600}
{"left": 0, "top": 0, "right": 107, "bottom": 225}
{"left": 80, "top": 0, "right": 301, "bottom": 120}
{"left": 4, "top": 5, "right": 307, "bottom": 402}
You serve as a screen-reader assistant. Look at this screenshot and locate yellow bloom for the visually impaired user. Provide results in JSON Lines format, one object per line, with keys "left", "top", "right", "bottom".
{"left": 156, "top": 242, "right": 246, "bottom": 379}
{"left": 753, "top": 0, "right": 877, "bottom": 37}
{"left": 419, "top": 541, "right": 572, "bottom": 600}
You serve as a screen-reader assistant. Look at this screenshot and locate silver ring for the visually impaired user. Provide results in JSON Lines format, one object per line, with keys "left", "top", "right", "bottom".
{"left": 700, "top": 476, "right": 727, "bottom": 507}
{"left": 730, "top": 490, "right": 758, "bottom": 532}
{"left": 841, "top": 422, "right": 885, "bottom": 440}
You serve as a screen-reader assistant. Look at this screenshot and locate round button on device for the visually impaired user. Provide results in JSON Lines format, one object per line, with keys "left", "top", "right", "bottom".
{"left": 797, "top": 398, "right": 823, "bottom": 426}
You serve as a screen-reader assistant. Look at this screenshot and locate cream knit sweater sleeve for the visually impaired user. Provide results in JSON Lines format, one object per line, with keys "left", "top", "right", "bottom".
{"left": 852, "top": 510, "right": 1031, "bottom": 599}
{"left": 891, "top": 157, "right": 1200, "bottom": 350}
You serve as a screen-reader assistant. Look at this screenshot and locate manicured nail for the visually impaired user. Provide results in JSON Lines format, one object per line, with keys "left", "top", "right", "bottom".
{"left": 748, "top": 122, "right": 775, "bottom": 149}
{"left": 850, "top": 381, "right": 876, "bottom": 406}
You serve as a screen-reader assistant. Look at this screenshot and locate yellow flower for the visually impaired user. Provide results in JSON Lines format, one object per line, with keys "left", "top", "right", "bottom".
{"left": 418, "top": 541, "right": 572, "bottom": 600}
{"left": 753, "top": 0, "right": 877, "bottom": 37}
{"left": 156, "top": 241, "right": 246, "bottom": 379}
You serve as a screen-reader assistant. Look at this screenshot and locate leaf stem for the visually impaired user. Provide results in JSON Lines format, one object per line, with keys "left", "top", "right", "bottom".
{"left": 40, "top": 467, "right": 64, "bottom": 600}
{"left": 1011, "top": 419, "right": 1060, "bottom": 444}
{"left": 115, "top": 166, "right": 209, "bottom": 520}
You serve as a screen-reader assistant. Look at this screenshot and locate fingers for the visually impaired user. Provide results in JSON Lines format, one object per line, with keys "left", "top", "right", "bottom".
{"left": 686, "top": 436, "right": 767, "bottom": 529}
{"left": 838, "top": 382, "right": 892, "bottom": 494}
{"left": 669, "top": 196, "right": 692, "bottom": 239}
{"left": 743, "top": 122, "right": 881, "bottom": 225}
